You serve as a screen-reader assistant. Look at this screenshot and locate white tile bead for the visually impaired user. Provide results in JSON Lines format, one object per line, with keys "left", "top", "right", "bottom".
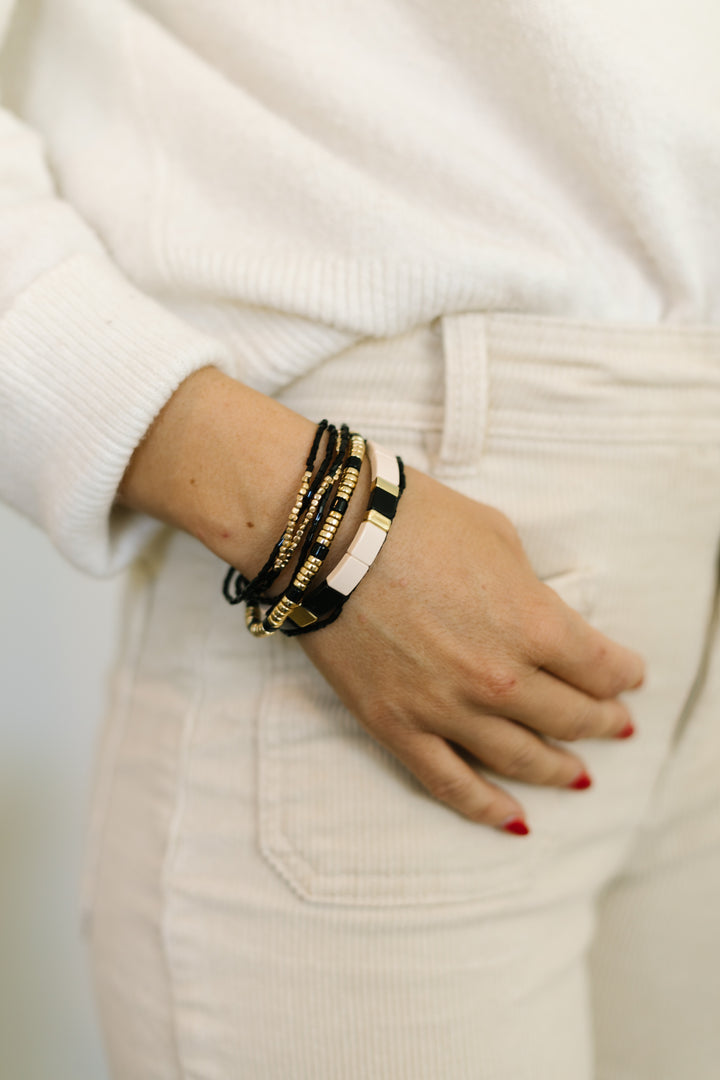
{"left": 327, "top": 552, "right": 369, "bottom": 596}
{"left": 347, "top": 520, "right": 386, "bottom": 565}
{"left": 367, "top": 441, "right": 399, "bottom": 486}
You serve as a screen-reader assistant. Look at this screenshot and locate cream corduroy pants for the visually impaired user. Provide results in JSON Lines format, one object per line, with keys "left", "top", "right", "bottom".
{"left": 83, "top": 313, "right": 720, "bottom": 1079}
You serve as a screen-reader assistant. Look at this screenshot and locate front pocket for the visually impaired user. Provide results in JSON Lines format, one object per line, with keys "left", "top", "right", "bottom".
{"left": 256, "top": 563, "right": 596, "bottom": 907}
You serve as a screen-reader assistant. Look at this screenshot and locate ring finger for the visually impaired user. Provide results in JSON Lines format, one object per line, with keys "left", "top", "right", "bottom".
{"left": 441, "top": 711, "right": 589, "bottom": 788}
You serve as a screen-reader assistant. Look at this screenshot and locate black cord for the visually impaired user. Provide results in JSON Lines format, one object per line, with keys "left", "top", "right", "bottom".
{"left": 280, "top": 456, "right": 406, "bottom": 636}
{"left": 222, "top": 419, "right": 334, "bottom": 606}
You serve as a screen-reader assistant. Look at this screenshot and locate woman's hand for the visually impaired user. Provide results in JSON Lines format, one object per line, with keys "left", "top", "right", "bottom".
{"left": 115, "top": 368, "right": 645, "bottom": 831}
{"left": 300, "top": 464, "right": 646, "bottom": 831}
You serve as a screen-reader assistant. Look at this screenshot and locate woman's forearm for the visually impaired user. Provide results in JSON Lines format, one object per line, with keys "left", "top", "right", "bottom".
{"left": 114, "top": 365, "right": 369, "bottom": 582}
{"left": 114, "top": 366, "right": 318, "bottom": 575}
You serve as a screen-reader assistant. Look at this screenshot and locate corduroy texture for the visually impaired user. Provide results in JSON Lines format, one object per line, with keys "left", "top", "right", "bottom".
{"left": 83, "top": 313, "right": 720, "bottom": 1078}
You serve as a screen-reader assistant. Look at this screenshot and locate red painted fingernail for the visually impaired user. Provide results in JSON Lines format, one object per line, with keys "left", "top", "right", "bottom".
{"left": 567, "top": 769, "right": 593, "bottom": 790}
{"left": 500, "top": 816, "right": 530, "bottom": 835}
{"left": 616, "top": 721, "right": 635, "bottom": 739}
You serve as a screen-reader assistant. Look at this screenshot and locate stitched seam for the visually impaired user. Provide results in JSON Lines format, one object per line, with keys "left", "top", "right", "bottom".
{"left": 157, "top": 594, "right": 217, "bottom": 1079}
{"left": 486, "top": 311, "right": 720, "bottom": 339}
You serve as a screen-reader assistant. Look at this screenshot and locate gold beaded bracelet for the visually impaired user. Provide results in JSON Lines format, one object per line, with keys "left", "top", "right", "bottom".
{"left": 222, "top": 420, "right": 346, "bottom": 609}
{"left": 272, "top": 426, "right": 346, "bottom": 577}
{"left": 282, "top": 441, "right": 405, "bottom": 635}
{"left": 245, "top": 432, "right": 366, "bottom": 637}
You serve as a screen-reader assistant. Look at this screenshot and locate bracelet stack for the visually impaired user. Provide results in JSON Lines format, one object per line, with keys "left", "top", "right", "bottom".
{"left": 222, "top": 420, "right": 406, "bottom": 638}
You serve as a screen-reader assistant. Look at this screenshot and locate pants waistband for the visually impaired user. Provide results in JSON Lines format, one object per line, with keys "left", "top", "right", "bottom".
{"left": 278, "top": 312, "right": 720, "bottom": 476}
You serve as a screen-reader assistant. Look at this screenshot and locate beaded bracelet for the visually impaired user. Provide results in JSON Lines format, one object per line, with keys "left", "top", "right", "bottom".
{"left": 222, "top": 420, "right": 344, "bottom": 607}
{"left": 282, "top": 441, "right": 406, "bottom": 635}
{"left": 245, "top": 432, "right": 366, "bottom": 636}
{"left": 271, "top": 424, "right": 349, "bottom": 580}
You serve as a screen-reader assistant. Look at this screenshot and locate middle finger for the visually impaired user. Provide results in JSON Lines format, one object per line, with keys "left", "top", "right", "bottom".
{"left": 469, "top": 665, "right": 634, "bottom": 742}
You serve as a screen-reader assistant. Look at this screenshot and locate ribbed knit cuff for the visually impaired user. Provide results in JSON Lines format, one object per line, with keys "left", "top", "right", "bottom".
{"left": 0, "top": 252, "right": 235, "bottom": 577}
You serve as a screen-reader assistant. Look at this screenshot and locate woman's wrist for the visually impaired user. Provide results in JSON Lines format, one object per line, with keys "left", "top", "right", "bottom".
{"left": 114, "top": 365, "right": 321, "bottom": 577}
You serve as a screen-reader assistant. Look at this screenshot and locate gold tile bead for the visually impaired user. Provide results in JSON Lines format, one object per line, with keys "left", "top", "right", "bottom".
{"left": 374, "top": 476, "right": 400, "bottom": 498}
{"left": 288, "top": 606, "right": 318, "bottom": 627}
{"left": 365, "top": 508, "right": 392, "bottom": 532}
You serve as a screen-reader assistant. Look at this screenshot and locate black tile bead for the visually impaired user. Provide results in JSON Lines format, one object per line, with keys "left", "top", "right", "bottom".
{"left": 310, "top": 542, "right": 329, "bottom": 561}
{"left": 331, "top": 496, "right": 349, "bottom": 516}
{"left": 306, "top": 583, "right": 344, "bottom": 617}
{"left": 367, "top": 486, "right": 398, "bottom": 520}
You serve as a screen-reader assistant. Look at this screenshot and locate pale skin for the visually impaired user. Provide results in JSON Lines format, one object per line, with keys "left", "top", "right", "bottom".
{"left": 115, "top": 364, "right": 646, "bottom": 833}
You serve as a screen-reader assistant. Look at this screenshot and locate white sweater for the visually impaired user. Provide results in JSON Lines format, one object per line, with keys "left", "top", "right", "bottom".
{"left": 1, "top": 0, "right": 718, "bottom": 576}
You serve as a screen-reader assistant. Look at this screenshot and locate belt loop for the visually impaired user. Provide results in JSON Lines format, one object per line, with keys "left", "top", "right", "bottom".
{"left": 435, "top": 313, "right": 490, "bottom": 477}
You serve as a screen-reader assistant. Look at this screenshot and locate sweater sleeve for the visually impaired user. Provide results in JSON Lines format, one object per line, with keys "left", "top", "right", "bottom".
{"left": 0, "top": 43, "right": 234, "bottom": 577}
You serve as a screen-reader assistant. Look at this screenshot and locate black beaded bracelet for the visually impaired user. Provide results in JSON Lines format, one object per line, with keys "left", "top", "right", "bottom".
{"left": 222, "top": 420, "right": 343, "bottom": 608}
{"left": 281, "top": 444, "right": 406, "bottom": 636}
{"left": 245, "top": 432, "right": 366, "bottom": 636}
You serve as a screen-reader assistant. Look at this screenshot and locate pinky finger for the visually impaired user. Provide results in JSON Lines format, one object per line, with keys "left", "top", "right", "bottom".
{"left": 391, "top": 729, "right": 530, "bottom": 833}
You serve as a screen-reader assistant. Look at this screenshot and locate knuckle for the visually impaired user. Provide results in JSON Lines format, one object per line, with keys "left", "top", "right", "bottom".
{"left": 363, "top": 696, "right": 413, "bottom": 736}
{"left": 589, "top": 639, "right": 611, "bottom": 671}
{"left": 524, "top": 598, "right": 568, "bottom": 659}
{"left": 479, "top": 663, "right": 520, "bottom": 705}
{"left": 501, "top": 741, "right": 538, "bottom": 778}
{"left": 565, "top": 701, "right": 596, "bottom": 741}
{"left": 425, "top": 770, "right": 475, "bottom": 809}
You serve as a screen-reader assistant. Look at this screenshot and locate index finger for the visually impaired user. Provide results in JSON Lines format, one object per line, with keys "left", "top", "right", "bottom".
{"left": 527, "top": 595, "right": 646, "bottom": 700}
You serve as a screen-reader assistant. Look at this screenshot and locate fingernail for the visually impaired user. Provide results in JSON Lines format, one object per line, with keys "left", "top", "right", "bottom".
{"left": 616, "top": 721, "right": 635, "bottom": 739}
{"left": 567, "top": 769, "right": 593, "bottom": 790}
{"left": 631, "top": 672, "right": 645, "bottom": 689}
{"left": 499, "top": 815, "right": 530, "bottom": 835}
